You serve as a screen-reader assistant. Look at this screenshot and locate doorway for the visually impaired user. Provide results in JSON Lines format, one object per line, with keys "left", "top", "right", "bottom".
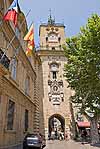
{"left": 48, "top": 114, "right": 65, "bottom": 139}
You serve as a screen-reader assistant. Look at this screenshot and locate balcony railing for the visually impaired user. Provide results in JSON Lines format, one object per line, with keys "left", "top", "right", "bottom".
{"left": 0, "top": 48, "right": 10, "bottom": 70}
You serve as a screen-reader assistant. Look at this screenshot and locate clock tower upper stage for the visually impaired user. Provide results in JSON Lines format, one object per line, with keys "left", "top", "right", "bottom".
{"left": 39, "top": 16, "right": 66, "bottom": 50}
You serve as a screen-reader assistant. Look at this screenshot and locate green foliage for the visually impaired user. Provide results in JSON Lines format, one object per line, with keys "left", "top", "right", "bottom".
{"left": 64, "top": 14, "right": 100, "bottom": 117}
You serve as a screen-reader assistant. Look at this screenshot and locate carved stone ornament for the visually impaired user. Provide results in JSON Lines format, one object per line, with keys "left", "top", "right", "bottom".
{"left": 48, "top": 80, "right": 64, "bottom": 105}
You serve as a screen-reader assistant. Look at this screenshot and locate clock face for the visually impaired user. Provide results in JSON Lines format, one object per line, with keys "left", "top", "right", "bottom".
{"left": 48, "top": 34, "right": 58, "bottom": 42}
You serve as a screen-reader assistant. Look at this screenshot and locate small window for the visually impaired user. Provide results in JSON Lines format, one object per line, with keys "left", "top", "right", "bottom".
{"left": 52, "top": 47, "right": 55, "bottom": 50}
{"left": 52, "top": 71, "right": 57, "bottom": 79}
{"left": 25, "top": 109, "right": 28, "bottom": 131}
{"left": 7, "top": 100, "right": 15, "bottom": 130}
{"left": 59, "top": 45, "right": 61, "bottom": 49}
{"left": 46, "top": 36, "right": 48, "bottom": 42}
{"left": 58, "top": 37, "right": 61, "bottom": 42}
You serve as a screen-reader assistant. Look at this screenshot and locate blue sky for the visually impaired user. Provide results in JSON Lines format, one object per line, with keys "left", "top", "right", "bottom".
{"left": 19, "top": 0, "right": 100, "bottom": 46}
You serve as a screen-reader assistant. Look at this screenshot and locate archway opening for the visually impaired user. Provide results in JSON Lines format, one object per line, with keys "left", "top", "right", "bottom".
{"left": 48, "top": 114, "right": 65, "bottom": 140}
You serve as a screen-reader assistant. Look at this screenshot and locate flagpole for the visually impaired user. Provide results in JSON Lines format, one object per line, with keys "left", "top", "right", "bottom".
{"left": 0, "top": 9, "right": 31, "bottom": 62}
{"left": 19, "top": 9, "right": 31, "bottom": 30}
{"left": 6, "top": 9, "right": 31, "bottom": 50}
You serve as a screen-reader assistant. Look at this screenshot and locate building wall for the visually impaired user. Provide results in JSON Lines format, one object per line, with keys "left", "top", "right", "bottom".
{"left": 0, "top": 79, "right": 35, "bottom": 147}
{"left": 38, "top": 53, "right": 72, "bottom": 138}
{"left": 38, "top": 19, "right": 73, "bottom": 139}
{"left": 39, "top": 25, "right": 66, "bottom": 47}
{"left": 34, "top": 58, "right": 45, "bottom": 134}
{"left": 0, "top": 0, "right": 44, "bottom": 148}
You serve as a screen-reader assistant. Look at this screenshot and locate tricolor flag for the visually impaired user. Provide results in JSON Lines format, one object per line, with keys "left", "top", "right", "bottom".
{"left": 3, "top": 0, "right": 20, "bottom": 27}
{"left": 24, "top": 24, "right": 35, "bottom": 55}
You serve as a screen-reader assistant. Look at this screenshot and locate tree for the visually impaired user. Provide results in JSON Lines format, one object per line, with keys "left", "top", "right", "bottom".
{"left": 64, "top": 14, "right": 100, "bottom": 144}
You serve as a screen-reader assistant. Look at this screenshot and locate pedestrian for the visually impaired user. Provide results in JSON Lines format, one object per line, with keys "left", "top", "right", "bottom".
{"left": 65, "top": 133, "right": 68, "bottom": 141}
{"left": 51, "top": 130, "right": 55, "bottom": 140}
{"left": 61, "top": 131, "right": 64, "bottom": 140}
{"left": 81, "top": 129, "right": 87, "bottom": 144}
{"left": 59, "top": 132, "right": 62, "bottom": 141}
{"left": 55, "top": 130, "right": 58, "bottom": 139}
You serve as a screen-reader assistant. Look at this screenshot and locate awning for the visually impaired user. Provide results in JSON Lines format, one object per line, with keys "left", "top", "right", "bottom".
{"left": 77, "top": 121, "right": 90, "bottom": 128}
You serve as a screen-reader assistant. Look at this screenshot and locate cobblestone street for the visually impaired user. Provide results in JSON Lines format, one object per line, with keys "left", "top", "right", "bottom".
{"left": 45, "top": 140, "right": 99, "bottom": 149}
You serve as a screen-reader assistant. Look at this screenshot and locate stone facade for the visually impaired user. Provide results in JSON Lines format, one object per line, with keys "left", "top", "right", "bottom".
{"left": 37, "top": 16, "right": 72, "bottom": 139}
{"left": 0, "top": 0, "right": 77, "bottom": 146}
{"left": 0, "top": 0, "right": 44, "bottom": 148}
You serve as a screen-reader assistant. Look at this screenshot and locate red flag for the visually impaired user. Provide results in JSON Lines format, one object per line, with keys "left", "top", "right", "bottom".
{"left": 3, "top": 0, "right": 20, "bottom": 27}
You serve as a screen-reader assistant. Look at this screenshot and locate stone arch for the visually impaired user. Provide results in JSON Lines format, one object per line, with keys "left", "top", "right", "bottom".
{"left": 48, "top": 114, "right": 65, "bottom": 139}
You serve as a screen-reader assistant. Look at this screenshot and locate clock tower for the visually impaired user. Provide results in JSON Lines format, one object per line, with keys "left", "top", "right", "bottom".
{"left": 37, "top": 15, "right": 72, "bottom": 139}
{"left": 39, "top": 14, "right": 65, "bottom": 50}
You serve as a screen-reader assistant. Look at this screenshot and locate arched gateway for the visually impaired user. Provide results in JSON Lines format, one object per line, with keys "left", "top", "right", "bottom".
{"left": 48, "top": 114, "right": 65, "bottom": 139}
{"left": 37, "top": 15, "right": 73, "bottom": 139}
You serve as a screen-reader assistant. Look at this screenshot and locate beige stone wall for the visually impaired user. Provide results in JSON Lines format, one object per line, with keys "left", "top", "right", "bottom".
{"left": 32, "top": 57, "right": 44, "bottom": 134}
{"left": 38, "top": 62, "right": 45, "bottom": 135}
{"left": 38, "top": 22, "right": 72, "bottom": 139}
{"left": 0, "top": 0, "right": 44, "bottom": 147}
{"left": 0, "top": 79, "right": 35, "bottom": 147}
{"left": 40, "top": 54, "right": 71, "bottom": 138}
{"left": 39, "top": 25, "right": 66, "bottom": 47}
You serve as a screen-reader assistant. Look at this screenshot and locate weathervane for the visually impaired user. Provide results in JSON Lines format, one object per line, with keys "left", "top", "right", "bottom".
{"left": 48, "top": 9, "right": 55, "bottom": 25}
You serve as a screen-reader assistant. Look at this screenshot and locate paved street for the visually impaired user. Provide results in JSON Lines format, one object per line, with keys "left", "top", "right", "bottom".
{"left": 45, "top": 140, "right": 99, "bottom": 149}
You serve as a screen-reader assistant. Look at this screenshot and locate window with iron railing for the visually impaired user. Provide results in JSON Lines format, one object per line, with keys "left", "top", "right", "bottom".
{"left": 0, "top": 48, "right": 10, "bottom": 70}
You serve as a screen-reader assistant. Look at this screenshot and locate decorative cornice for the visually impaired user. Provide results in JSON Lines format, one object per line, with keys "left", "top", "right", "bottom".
{"left": 36, "top": 49, "right": 65, "bottom": 56}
